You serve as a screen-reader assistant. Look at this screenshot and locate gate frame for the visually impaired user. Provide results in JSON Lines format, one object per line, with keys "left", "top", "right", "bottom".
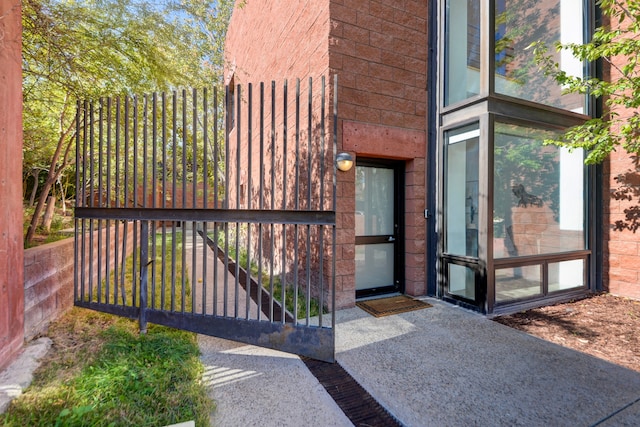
{"left": 74, "top": 76, "right": 338, "bottom": 362}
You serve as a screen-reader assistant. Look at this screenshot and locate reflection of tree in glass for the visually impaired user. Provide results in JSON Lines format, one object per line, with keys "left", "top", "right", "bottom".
{"left": 494, "top": 123, "right": 560, "bottom": 257}
{"left": 495, "top": 0, "right": 582, "bottom": 109}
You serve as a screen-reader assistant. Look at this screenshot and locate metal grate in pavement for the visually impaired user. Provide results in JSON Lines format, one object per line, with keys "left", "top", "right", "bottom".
{"left": 301, "top": 357, "right": 403, "bottom": 427}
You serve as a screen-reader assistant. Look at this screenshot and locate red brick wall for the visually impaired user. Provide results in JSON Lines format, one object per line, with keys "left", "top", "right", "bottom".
{"left": 23, "top": 224, "right": 135, "bottom": 341}
{"left": 330, "top": 0, "right": 428, "bottom": 305}
{"left": 225, "top": 1, "right": 335, "bottom": 307}
{"left": 0, "top": 0, "right": 24, "bottom": 371}
{"left": 225, "top": 1, "right": 330, "bottom": 83}
{"left": 603, "top": 141, "right": 640, "bottom": 299}
{"left": 329, "top": 0, "right": 427, "bottom": 131}
{"left": 602, "top": 4, "right": 640, "bottom": 299}
{"left": 225, "top": 1, "right": 428, "bottom": 309}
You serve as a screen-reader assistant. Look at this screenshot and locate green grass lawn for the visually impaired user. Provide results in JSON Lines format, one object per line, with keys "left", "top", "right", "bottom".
{"left": 0, "top": 309, "right": 212, "bottom": 427}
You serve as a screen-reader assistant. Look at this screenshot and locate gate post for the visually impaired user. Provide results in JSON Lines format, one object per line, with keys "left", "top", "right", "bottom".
{"left": 139, "top": 220, "right": 149, "bottom": 334}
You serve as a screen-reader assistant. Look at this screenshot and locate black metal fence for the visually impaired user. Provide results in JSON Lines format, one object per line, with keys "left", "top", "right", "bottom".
{"left": 74, "top": 76, "right": 337, "bottom": 361}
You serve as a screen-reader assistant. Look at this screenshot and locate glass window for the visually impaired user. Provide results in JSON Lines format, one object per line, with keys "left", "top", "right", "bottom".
{"left": 445, "top": 124, "right": 479, "bottom": 257}
{"left": 549, "top": 259, "right": 585, "bottom": 292}
{"left": 355, "top": 244, "right": 395, "bottom": 290}
{"left": 495, "top": 265, "right": 542, "bottom": 302}
{"left": 355, "top": 166, "right": 394, "bottom": 236}
{"left": 445, "top": 0, "right": 481, "bottom": 105}
{"left": 448, "top": 263, "right": 476, "bottom": 300}
{"left": 493, "top": 122, "right": 585, "bottom": 259}
{"left": 494, "top": 0, "right": 585, "bottom": 112}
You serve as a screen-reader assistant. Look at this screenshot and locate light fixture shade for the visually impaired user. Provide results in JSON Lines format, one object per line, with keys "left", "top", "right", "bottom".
{"left": 336, "top": 152, "right": 354, "bottom": 172}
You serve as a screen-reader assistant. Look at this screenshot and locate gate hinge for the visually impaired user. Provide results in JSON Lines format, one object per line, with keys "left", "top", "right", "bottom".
{"left": 424, "top": 209, "right": 431, "bottom": 219}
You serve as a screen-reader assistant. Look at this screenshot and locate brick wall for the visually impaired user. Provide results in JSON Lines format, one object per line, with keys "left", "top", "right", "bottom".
{"left": 225, "top": 2, "right": 330, "bottom": 83}
{"left": 329, "top": 0, "right": 428, "bottom": 131}
{"left": 225, "top": 1, "right": 429, "bottom": 309}
{"left": 225, "top": 1, "right": 336, "bottom": 306}
{"left": 23, "top": 224, "right": 135, "bottom": 341}
{"left": 603, "top": 141, "right": 640, "bottom": 299}
{"left": 0, "top": 0, "right": 24, "bottom": 371}
{"left": 330, "top": 0, "right": 428, "bottom": 305}
{"left": 602, "top": 4, "right": 640, "bottom": 299}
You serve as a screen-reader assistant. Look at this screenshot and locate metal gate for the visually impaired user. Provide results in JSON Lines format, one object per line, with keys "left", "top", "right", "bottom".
{"left": 74, "top": 77, "right": 337, "bottom": 362}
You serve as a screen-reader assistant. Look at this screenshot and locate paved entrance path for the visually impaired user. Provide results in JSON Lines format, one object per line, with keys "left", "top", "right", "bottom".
{"left": 200, "top": 297, "right": 640, "bottom": 426}
{"left": 162, "top": 228, "right": 640, "bottom": 425}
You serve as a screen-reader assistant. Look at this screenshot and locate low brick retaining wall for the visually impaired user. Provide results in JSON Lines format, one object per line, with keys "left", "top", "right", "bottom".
{"left": 23, "top": 224, "right": 134, "bottom": 341}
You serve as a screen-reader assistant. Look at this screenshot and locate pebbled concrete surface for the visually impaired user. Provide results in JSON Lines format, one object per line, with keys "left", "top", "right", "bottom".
{"left": 0, "top": 337, "right": 52, "bottom": 414}
{"left": 335, "top": 298, "right": 640, "bottom": 427}
{"left": 199, "top": 335, "right": 352, "bottom": 426}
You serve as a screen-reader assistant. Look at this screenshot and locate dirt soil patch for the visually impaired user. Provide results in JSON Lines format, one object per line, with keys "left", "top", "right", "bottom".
{"left": 494, "top": 293, "right": 640, "bottom": 373}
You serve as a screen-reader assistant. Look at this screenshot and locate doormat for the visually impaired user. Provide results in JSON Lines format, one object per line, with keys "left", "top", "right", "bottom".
{"left": 356, "top": 295, "right": 432, "bottom": 318}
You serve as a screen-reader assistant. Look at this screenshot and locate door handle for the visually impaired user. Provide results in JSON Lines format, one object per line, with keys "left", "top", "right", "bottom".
{"left": 388, "top": 236, "right": 395, "bottom": 242}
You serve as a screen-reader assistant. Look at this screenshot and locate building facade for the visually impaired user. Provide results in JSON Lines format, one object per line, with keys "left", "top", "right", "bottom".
{"left": 227, "top": 0, "right": 633, "bottom": 314}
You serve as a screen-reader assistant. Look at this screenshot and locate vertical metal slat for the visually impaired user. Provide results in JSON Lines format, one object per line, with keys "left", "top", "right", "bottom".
{"left": 246, "top": 83, "right": 253, "bottom": 320}
{"left": 171, "top": 91, "right": 178, "bottom": 312}
{"left": 306, "top": 77, "right": 313, "bottom": 325}
{"left": 114, "top": 97, "right": 120, "bottom": 306}
{"left": 202, "top": 87, "right": 208, "bottom": 315}
{"left": 191, "top": 88, "right": 198, "bottom": 314}
{"left": 294, "top": 79, "right": 300, "bottom": 323}
{"left": 97, "top": 99, "right": 104, "bottom": 304}
{"left": 257, "top": 82, "right": 265, "bottom": 321}
{"left": 88, "top": 101, "right": 95, "bottom": 305}
{"left": 281, "top": 80, "right": 288, "bottom": 324}
{"left": 161, "top": 92, "right": 168, "bottom": 311}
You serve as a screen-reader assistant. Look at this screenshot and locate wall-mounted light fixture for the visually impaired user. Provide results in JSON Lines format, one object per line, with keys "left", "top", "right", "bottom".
{"left": 336, "top": 152, "right": 354, "bottom": 172}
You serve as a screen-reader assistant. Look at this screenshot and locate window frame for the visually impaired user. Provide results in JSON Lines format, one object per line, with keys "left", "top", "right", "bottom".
{"left": 434, "top": 0, "right": 598, "bottom": 314}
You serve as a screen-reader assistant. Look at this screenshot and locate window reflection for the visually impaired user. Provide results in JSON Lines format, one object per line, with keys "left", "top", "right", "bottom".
{"left": 494, "top": 0, "right": 585, "bottom": 112}
{"left": 445, "top": 0, "right": 481, "bottom": 105}
{"left": 493, "top": 122, "right": 585, "bottom": 259}
{"left": 449, "top": 263, "right": 476, "bottom": 300}
{"left": 495, "top": 265, "right": 542, "bottom": 302}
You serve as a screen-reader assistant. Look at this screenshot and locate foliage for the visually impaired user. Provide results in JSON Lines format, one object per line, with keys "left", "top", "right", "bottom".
{"left": 22, "top": 206, "right": 74, "bottom": 248}
{"left": 531, "top": 0, "right": 640, "bottom": 164}
{"left": 0, "top": 309, "right": 211, "bottom": 427}
{"left": 214, "top": 229, "right": 324, "bottom": 320}
{"left": 22, "top": 0, "right": 235, "bottom": 244}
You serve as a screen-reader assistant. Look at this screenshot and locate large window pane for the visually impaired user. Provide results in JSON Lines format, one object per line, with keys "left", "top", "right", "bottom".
{"left": 446, "top": 124, "right": 479, "bottom": 257}
{"left": 445, "top": 0, "right": 481, "bottom": 105}
{"left": 495, "top": 0, "right": 585, "bottom": 112}
{"left": 493, "top": 122, "right": 585, "bottom": 258}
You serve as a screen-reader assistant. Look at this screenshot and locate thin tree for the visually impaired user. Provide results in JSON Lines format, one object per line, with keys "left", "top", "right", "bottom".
{"left": 22, "top": 0, "right": 234, "bottom": 243}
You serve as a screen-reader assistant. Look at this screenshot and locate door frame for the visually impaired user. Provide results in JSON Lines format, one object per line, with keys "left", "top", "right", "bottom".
{"left": 355, "top": 158, "right": 405, "bottom": 299}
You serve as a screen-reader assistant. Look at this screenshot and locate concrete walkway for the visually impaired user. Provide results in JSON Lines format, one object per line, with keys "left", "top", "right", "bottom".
{"left": 202, "top": 298, "right": 640, "bottom": 426}
{"left": 182, "top": 230, "right": 640, "bottom": 426}
{"left": 3, "top": 228, "right": 640, "bottom": 425}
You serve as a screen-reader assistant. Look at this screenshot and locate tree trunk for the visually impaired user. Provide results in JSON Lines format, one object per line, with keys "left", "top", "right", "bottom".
{"left": 25, "top": 122, "right": 75, "bottom": 244}
{"left": 59, "top": 179, "right": 66, "bottom": 216}
{"left": 28, "top": 169, "right": 39, "bottom": 207}
{"left": 42, "top": 195, "right": 57, "bottom": 232}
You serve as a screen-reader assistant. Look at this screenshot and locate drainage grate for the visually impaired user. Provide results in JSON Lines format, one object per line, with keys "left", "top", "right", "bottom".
{"left": 301, "top": 357, "right": 402, "bottom": 427}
